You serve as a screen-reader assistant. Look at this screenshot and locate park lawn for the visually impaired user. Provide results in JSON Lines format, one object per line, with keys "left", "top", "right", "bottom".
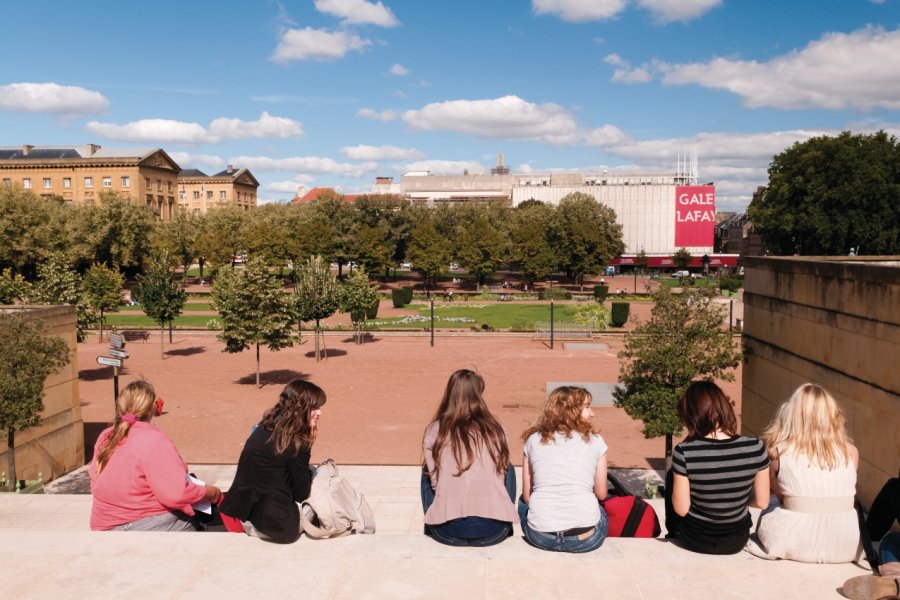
{"left": 371, "top": 303, "right": 580, "bottom": 330}
{"left": 105, "top": 314, "right": 216, "bottom": 328}
{"left": 656, "top": 277, "right": 719, "bottom": 288}
{"left": 119, "top": 302, "right": 215, "bottom": 312}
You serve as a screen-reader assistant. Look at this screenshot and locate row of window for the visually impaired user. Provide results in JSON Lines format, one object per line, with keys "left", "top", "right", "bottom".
{"left": 7, "top": 176, "right": 133, "bottom": 189}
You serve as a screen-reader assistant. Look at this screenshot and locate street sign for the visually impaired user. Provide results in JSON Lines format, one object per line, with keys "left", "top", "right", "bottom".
{"left": 109, "top": 349, "right": 129, "bottom": 359}
{"left": 109, "top": 333, "right": 125, "bottom": 349}
{"left": 96, "top": 356, "right": 122, "bottom": 368}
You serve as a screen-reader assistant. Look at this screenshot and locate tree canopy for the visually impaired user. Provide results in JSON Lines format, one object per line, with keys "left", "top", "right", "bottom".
{"left": 614, "top": 287, "right": 741, "bottom": 461}
{"left": 749, "top": 130, "right": 900, "bottom": 255}
{"left": 136, "top": 251, "right": 186, "bottom": 358}
{"left": 0, "top": 312, "right": 70, "bottom": 489}
{"left": 553, "top": 192, "right": 625, "bottom": 289}
{"left": 294, "top": 255, "right": 340, "bottom": 361}
{"left": 82, "top": 263, "right": 124, "bottom": 342}
{"left": 339, "top": 268, "right": 380, "bottom": 344}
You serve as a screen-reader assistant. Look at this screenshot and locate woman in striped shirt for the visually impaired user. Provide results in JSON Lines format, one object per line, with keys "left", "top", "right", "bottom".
{"left": 665, "top": 380, "right": 770, "bottom": 554}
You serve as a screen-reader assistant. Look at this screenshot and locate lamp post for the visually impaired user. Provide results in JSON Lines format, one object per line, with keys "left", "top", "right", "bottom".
{"left": 430, "top": 298, "right": 435, "bottom": 347}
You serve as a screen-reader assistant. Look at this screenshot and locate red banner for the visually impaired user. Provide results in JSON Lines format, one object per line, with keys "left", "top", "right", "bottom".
{"left": 675, "top": 185, "right": 715, "bottom": 247}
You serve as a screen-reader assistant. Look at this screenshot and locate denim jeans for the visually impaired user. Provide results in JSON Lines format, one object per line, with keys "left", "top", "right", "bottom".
{"left": 881, "top": 532, "right": 900, "bottom": 564}
{"left": 517, "top": 497, "right": 608, "bottom": 553}
{"left": 420, "top": 464, "right": 516, "bottom": 547}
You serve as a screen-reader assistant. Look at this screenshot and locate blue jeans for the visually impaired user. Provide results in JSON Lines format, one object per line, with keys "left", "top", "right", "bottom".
{"left": 420, "top": 465, "right": 516, "bottom": 547}
{"left": 881, "top": 532, "right": 900, "bottom": 564}
{"left": 517, "top": 497, "right": 608, "bottom": 553}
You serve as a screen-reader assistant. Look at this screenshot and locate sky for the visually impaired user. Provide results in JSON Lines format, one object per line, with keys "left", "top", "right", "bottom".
{"left": 1, "top": 0, "right": 898, "bottom": 211}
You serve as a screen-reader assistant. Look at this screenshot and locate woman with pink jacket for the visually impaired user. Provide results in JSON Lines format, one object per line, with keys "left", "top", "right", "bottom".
{"left": 89, "top": 380, "right": 222, "bottom": 531}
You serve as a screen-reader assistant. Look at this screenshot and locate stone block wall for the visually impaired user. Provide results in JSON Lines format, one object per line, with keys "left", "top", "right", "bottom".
{"left": 742, "top": 257, "right": 900, "bottom": 508}
{"left": 0, "top": 305, "right": 84, "bottom": 483}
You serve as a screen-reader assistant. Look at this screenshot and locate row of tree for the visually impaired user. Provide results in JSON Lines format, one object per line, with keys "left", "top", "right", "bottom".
{"left": 0, "top": 187, "right": 626, "bottom": 289}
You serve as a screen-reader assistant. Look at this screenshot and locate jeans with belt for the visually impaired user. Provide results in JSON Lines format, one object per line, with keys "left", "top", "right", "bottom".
{"left": 517, "top": 497, "right": 608, "bottom": 553}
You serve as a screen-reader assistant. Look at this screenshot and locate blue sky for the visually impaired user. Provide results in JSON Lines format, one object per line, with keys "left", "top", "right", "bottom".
{"left": 1, "top": 0, "right": 898, "bottom": 210}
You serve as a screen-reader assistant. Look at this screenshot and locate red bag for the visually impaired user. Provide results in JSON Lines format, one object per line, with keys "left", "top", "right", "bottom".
{"left": 155, "top": 397, "right": 165, "bottom": 416}
{"left": 601, "top": 495, "right": 661, "bottom": 538}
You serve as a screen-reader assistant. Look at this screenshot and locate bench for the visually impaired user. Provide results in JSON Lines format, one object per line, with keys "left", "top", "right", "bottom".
{"left": 122, "top": 330, "right": 150, "bottom": 343}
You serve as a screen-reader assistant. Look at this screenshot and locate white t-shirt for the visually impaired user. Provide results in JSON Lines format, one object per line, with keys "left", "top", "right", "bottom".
{"left": 524, "top": 431, "right": 608, "bottom": 532}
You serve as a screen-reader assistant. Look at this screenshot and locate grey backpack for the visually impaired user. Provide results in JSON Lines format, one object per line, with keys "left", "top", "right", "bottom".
{"left": 300, "top": 459, "right": 376, "bottom": 538}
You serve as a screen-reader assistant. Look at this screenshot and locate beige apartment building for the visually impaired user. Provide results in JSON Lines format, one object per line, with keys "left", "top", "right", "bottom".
{"left": 0, "top": 144, "right": 181, "bottom": 220}
{"left": 177, "top": 165, "right": 258, "bottom": 215}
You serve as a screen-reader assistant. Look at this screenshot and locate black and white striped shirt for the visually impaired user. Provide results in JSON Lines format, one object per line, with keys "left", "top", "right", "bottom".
{"left": 672, "top": 436, "right": 769, "bottom": 525}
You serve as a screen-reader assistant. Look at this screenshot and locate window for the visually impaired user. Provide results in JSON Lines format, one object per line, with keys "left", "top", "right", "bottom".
{"left": 179, "top": 191, "right": 186, "bottom": 200}
{"left": 193, "top": 191, "right": 200, "bottom": 199}
{"left": 167, "top": 181, "right": 172, "bottom": 192}
{"left": 121, "top": 176, "right": 130, "bottom": 187}
{"left": 102, "top": 176, "right": 112, "bottom": 188}
{"left": 219, "top": 190, "right": 227, "bottom": 200}
{"left": 84, "top": 177, "right": 93, "bottom": 188}
{"left": 145, "top": 178, "right": 151, "bottom": 189}
{"left": 156, "top": 179, "right": 161, "bottom": 190}
{"left": 2, "top": 179, "right": 10, "bottom": 188}
{"left": 23, "top": 178, "right": 31, "bottom": 189}
{"left": 63, "top": 177, "right": 71, "bottom": 189}
{"left": 43, "top": 178, "right": 52, "bottom": 189}
{"left": 206, "top": 191, "right": 213, "bottom": 200}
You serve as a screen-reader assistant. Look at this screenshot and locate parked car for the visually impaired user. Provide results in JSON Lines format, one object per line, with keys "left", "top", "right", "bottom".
{"left": 673, "top": 270, "right": 691, "bottom": 277}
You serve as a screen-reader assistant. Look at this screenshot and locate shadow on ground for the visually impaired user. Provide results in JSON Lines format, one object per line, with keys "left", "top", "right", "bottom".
{"left": 165, "top": 346, "right": 206, "bottom": 357}
{"left": 303, "top": 349, "right": 347, "bottom": 359}
{"left": 339, "top": 334, "right": 380, "bottom": 345}
{"left": 79, "top": 367, "right": 114, "bottom": 382}
{"left": 83, "top": 422, "right": 110, "bottom": 463}
{"left": 234, "top": 369, "right": 309, "bottom": 386}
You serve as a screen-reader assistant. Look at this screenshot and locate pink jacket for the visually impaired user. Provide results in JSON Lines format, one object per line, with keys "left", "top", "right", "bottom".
{"left": 89, "top": 422, "right": 206, "bottom": 530}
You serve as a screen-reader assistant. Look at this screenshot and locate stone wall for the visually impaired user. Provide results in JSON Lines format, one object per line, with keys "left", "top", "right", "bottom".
{"left": 0, "top": 305, "right": 84, "bottom": 483}
{"left": 742, "top": 257, "right": 900, "bottom": 508}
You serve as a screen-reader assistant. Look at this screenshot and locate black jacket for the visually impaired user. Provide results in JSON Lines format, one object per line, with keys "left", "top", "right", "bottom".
{"left": 220, "top": 425, "right": 312, "bottom": 543}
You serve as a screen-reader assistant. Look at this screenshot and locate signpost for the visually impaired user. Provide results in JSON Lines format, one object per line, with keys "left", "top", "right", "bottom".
{"left": 99, "top": 331, "right": 127, "bottom": 416}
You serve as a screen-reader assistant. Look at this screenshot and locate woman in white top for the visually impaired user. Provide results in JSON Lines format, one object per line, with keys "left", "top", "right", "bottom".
{"left": 746, "top": 383, "right": 862, "bottom": 563}
{"left": 519, "top": 386, "right": 609, "bottom": 553}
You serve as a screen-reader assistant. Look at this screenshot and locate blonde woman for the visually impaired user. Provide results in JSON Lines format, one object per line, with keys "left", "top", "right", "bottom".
{"left": 519, "top": 386, "right": 609, "bottom": 553}
{"left": 89, "top": 380, "right": 222, "bottom": 531}
{"left": 746, "top": 383, "right": 862, "bottom": 563}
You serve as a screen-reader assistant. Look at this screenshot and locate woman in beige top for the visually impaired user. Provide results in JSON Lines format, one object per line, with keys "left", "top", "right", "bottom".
{"left": 421, "top": 369, "right": 518, "bottom": 546}
{"left": 746, "top": 383, "right": 862, "bottom": 563}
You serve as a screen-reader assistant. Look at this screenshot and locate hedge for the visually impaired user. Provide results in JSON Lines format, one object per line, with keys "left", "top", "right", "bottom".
{"left": 610, "top": 302, "right": 630, "bottom": 327}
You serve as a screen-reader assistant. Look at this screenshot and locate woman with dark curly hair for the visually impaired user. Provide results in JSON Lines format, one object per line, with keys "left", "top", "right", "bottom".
{"left": 519, "top": 386, "right": 609, "bottom": 553}
{"left": 220, "top": 379, "right": 326, "bottom": 543}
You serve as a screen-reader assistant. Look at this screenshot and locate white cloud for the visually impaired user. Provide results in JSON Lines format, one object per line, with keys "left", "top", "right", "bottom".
{"left": 85, "top": 119, "right": 213, "bottom": 144}
{"left": 402, "top": 95, "right": 582, "bottom": 144}
{"left": 389, "top": 63, "right": 409, "bottom": 76}
{"left": 229, "top": 155, "right": 378, "bottom": 178}
{"left": 532, "top": 0, "right": 626, "bottom": 22}
{"left": 582, "top": 124, "right": 630, "bottom": 146}
{"left": 604, "top": 54, "right": 654, "bottom": 84}
{"left": 167, "top": 152, "right": 223, "bottom": 169}
{"left": 313, "top": 0, "right": 399, "bottom": 27}
{"left": 265, "top": 180, "right": 313, "bottom": 194}
{"left": 660, "top": 26, "right": 900, "bottom": 110}
{"left": 0, "top": 82, "right": 108, "bottom": 116}
{"left": 402, "top": 160, "right": 485, "bottom": 175}
{"left": 85, "top": 112, "right": 301, "bottom": 144}
{"left": 357, "top": 107, "right": 398, "bottom": 121}
{"left": 272, "top": 27, "right": 371, "bottom": 63}
{"left": 341, "top": 144, "right": 424, "bottom": 160}
{"left": 208, "top": 111, "right": 303, "bottom": 139}
{"left": 636, "top": 0, "right": 721, "bottom": 23}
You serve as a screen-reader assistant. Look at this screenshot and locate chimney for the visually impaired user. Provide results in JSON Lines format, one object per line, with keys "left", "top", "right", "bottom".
{"left": 375, "top": 176, "right": 393, "bottom": 184}
{"left": 85, "top": 144, "right": 100, "bottom": 156}
{"left": 22, "top": 145, "right": 33, "bottom": 156}
{"left": 226, "top": 164, "right": 234, "bottom": 174}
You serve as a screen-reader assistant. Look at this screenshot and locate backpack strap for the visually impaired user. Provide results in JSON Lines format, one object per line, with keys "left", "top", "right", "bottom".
{"left": 621, "top": 497, "right": 649, "bottom": 537}
{"left": 855, "top": 497, "right": 881, "bottom": 575}
{"left": 299, "top": 502, "right": 352, "bottom": 539}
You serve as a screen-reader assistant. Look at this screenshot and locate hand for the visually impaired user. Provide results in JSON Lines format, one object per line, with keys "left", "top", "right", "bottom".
{"left": 204, "top": 484, "right": 223, "bottom": 504}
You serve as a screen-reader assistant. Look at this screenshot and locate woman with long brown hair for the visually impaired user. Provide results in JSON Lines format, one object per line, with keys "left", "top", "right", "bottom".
{"left": 220, "top": 379, "right": 326, "bottom": 543}
{"left": 89, "top": 380, "right": 222, "bottom": 531}
{"left": 421, "top": 369, "right": 517, "bottom": 546}
{"left": 519, "top": 386, "right": 609, "bottom": 553}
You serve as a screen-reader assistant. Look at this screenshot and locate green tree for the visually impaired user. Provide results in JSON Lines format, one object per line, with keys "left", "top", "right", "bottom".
{"left": 339, "top": 268, "right": 380, "bottom": 344}
{"left": 672, "top": 247, "right": 693, "bottom": 270}
{"left": 0, "top": 269, "right": 33, "bottom": 304}
{"left": 153, "top": 209, "right": 198, "bottom": 276}
{"left": 407, "top": 220, "right": 451, "bottom": 290}
{"left": 211, "top": 259, "right": 295, "bottom": 387}
{"left": 350, "top": 223, "right": 394, "bottom": 275}
{"left": 511, "top": 202, "right": 558, "bottom": 283}
{"left": 82, "top": 263, "right": 124, "bottom": 342}
{"left": 243, "top": 204, "right": 294, "bottom": 275}
{"left": 553, "top": 193, "right": 625, "bottom": 290}
{"left": 454, "top": 211, "right": 508, "bottom": 286}
{"left": 34, "top": 253, "right": 97, "bottom": 342}
{"left": 136, "top": 251, "right": 187, "bottom": 359}
{"left": 294, "top": 255, "right": 340, "bottom": 361}
{"left": 79, "top": 192, "right": 156, "bottom": 274}
{"left": 635, "top": 248, "right": 649, "bottom": 270}
{"left": 195, "top": 206, "right": 246, "bottom": 270}
{"left": 749, "top": 131, "right": 900, "bottom": 256}
{"left": 309, "top": 194, "right": 355, "bottom": 276}
{"left": 0, "top": 312, "right": 70, "bottom": 489}
{"left": 0, "top": 187, "right": 65, "bottom": 279}
{"left": 614, "top": 287, "right": 742, "bottom": 462}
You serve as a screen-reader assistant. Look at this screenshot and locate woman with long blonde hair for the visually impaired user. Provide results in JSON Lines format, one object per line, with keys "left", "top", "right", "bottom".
{"left": 519, "top": 386, "right": 609, "bottom": 553}
{"left": 421, "top": 369, "right": 517, "bottom": 546}
{"left": 89, "top": 380, "right": 222, "bottom": 531}
{"left": 746, "top": 383, "right": 862, "bottom": 563}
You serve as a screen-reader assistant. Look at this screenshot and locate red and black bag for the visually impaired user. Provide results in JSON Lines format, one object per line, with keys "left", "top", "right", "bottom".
{"left": 601, "top": 472, "right": 662, "bottom": 538}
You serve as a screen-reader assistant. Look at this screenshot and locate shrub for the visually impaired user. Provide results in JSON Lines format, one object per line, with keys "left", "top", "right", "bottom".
{"left": 391, "top": 288, "right": 408, "bottom": 308}
{"left": 593, "top": 285, "right": 609, "bottom": 302}
{"left": 539, "top": 288, "right": 572, "bottom": 300}
{"left": 719, "top": 276, "right": 743, "bottom": 294}
{"left": 510, "top": 319, "right": 534, "bottom": 332}
{"left": 401, "top": 286, "right": 414, "bottom": 304}
{"left": 610, "top": 302, "right": 630, "bottom": 327}
{"left": 366, "top": 298, "right": 379, "bottom": 319}
{"left": 205, "top": 318, "right": 221, "bottom": 330}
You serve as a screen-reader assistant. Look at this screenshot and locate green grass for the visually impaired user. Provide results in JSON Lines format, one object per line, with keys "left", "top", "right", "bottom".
{"left": 656, "top": 277, "right": 718, "bottom": 288}
{"left": 104, "top": 314, "right": 217, "bottom": 328}
{"left": 119, "top": 302, "right": 214, "bottom": 312}
{"left": 367, "top": 303, "right": 580, "bottom": 330}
